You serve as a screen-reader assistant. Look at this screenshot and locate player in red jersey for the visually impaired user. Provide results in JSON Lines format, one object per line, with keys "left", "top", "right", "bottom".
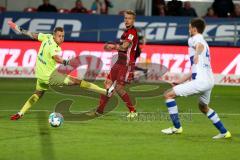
{"left": 90, "top": 10, "right": 139, "bottom": 118}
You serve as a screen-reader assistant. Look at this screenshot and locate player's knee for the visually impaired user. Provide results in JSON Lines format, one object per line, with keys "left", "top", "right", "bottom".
{"left": 163, "top": 92, "right": 168, "bottom": 99}
{"left": 104, "top": 79, "right": 112, "bottom": 89}
{"left": 198, "top": 102, "right": 209, "bottom": 114}
{"left": 72, "top": 78, "right": 80, "bottom": 85}
{"left": 35, "top": 90, "right": 44, "bottom": 98}
{"left": 115, "top": 84, "right": 126, "bottom": 96}
{"left": 163, "top": 90, "right": 173, "bottom": 99}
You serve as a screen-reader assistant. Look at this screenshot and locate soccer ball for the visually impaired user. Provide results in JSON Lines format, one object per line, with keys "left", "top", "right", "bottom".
{"left": 48, "top": 112, "right": 64, "bottom": 127}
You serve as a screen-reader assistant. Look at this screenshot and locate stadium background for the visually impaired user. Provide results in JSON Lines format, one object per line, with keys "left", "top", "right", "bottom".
{"left": 0, "top": 0, "right": 240, "bottom": 160}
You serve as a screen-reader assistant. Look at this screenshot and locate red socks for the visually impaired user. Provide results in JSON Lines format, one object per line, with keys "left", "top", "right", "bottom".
{"left": 120, "top": 93, "right": 136, "bottom": 112}
{"left": 97, "top": 93, "right": 136, "bottom": 113}
{"left": 96, "top": 94, "right": 109, "bottom": 113}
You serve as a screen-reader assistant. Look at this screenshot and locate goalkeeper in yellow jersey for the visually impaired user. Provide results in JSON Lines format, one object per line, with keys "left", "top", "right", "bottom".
{"left": 8, "top": 20, "right": 115, "bottom": 120}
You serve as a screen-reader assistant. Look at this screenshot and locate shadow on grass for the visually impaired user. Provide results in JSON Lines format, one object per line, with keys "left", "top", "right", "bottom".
{"left": 37, "top": 111, "right": 55, "bottom": 160}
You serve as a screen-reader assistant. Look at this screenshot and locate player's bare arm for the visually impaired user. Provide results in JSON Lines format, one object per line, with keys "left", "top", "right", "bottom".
{"left": 115, "top": 41, "right": 131, "bottom": 51}
{"left": 53, "top": 55, "right": 69, "bottom": 66}
{"left": 21, "top": 29, "right": 38, "bottom": 40}
{"left": 104, "top": 41, "right": 131, "bottom": 51}
{"left": 18, "top": 27, "right": 38, "bottom": 40}
{"left": 194, "top": 42, "right": 204, "bottom": 64}
{"left": 7, "top": 20, "right": 38, "bottom": 40}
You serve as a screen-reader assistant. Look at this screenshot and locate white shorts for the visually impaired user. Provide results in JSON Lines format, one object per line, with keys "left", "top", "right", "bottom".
{"left": 173, "top": 80, "right": 214, "bottom": 105}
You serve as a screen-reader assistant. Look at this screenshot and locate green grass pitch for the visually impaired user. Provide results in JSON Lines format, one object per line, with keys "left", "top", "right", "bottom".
{"left": 0, "top": 78, "right": 240, "bottom": 160}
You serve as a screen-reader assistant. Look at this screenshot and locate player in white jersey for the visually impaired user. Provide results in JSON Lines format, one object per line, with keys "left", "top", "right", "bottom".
{"left": 161, "top": 18, "right": 231, "bottom": 139}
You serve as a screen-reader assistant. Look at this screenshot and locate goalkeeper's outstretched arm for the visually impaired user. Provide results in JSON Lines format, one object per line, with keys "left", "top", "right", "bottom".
{"left": 19, "top": 28, "right": 38, "bottom": 40}
{"left": 7, "top": 20, "right": 38, "bottom": 40}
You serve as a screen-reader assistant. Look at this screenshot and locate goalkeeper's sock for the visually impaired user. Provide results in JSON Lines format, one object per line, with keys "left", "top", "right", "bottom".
{"left": 206, "top": 108, "right": 227, "bottom": 134}
{"left": 80, "top": 80, "right": 106, "bottom": 95}
{"left": 19, "top": 94, "right": 40, "bottom": 115}
{"left": 166, "top": 99, "right": 181, "bottom": 129}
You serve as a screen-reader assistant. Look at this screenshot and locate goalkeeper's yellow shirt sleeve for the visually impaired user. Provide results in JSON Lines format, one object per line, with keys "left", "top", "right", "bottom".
{"left": 38, "top": 33, "right": 52, "bottom": 42}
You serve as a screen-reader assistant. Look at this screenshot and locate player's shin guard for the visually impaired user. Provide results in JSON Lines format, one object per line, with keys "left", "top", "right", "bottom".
{"left": 19, "top": 94, "right": 40, "bottom": 115}
{"left": 166, "top": 99, "right": 181, "bottom": 129}
{"left": 96, "top": 95, "right": 109, "bottom": 113}
{"left": 206, "top": 108, "right": 227, "bottom": 134}
{"left": 120, "top": 93, "right": 136, "bottom": 112}
{"left": 80, "top": 80, "right": 106, "bottom": 95}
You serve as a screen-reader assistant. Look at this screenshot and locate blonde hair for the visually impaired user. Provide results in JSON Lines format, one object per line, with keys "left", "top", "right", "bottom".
{"left": 124, "top": 10, "right": 136, "bottom": 18}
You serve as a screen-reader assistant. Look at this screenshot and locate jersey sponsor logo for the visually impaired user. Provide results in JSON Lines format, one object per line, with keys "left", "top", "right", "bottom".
{"left": 128, "top": 34, "right": 134, "bottom": 41}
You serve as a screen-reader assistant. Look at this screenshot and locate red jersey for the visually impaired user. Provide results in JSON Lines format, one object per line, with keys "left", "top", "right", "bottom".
{"left": 116, "top": 26, "right": 139, "bottom": 66}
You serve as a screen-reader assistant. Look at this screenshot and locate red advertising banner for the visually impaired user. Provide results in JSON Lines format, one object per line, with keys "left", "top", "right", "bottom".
{"left": 0, "top": 40, "right": 239, "bottom": 85}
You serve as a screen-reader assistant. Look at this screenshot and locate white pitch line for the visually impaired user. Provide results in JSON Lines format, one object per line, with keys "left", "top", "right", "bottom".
{"left": 0, "top": 109, "right": 240, "bottom": 116}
